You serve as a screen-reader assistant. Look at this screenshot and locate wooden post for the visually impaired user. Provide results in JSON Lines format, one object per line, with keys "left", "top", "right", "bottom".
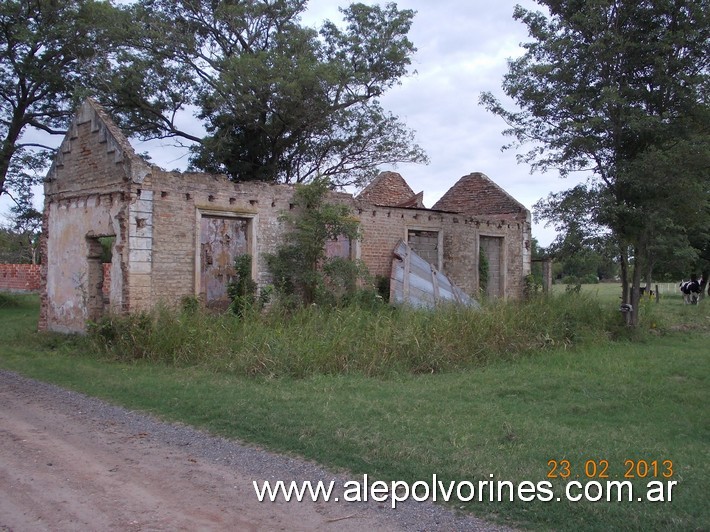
{"left": 542, "top": 259, "right": 553, "bottom": 293}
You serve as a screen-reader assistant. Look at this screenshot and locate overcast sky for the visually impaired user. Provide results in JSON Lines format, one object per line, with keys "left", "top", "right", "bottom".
{"left": 4, "top": 0, "right": 585, "bottom": 246}
{"left": 311, "top": 0, "right": 588, "bottom": 247}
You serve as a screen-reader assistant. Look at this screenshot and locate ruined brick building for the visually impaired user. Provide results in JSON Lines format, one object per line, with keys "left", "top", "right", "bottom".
{"left": 40, "top": 100, "right": 531, "bottom": 333}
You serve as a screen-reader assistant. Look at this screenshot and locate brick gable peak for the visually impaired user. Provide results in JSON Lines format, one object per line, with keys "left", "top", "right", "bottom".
{"left": 432, "top": 172, "right": 529, "bottom": 219}
{"left": 46, "top": 98, "right": 151, "bottom": 184}
{"left": 356, "top": 171, "right": 419, "bottom": 207}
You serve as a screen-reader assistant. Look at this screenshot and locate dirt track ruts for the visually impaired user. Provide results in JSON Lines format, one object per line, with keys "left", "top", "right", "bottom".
{"left": 0, "top": 370, "right": 511, "bottom": 531}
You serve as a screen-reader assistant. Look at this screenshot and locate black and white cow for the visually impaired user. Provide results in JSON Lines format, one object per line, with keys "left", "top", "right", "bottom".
{"left": 680, "top": 277, "right": 702, "bottom": 305}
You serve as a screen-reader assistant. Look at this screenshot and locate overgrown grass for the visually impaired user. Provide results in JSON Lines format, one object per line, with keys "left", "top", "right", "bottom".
{"left": 0, "top": 292, "right": 23, "bottom": 308}
{"left": 87, "top": 293, "right": 617, "bottom": 377}
{"left": 1, "top": 290, "right": 708, "bottom": 530}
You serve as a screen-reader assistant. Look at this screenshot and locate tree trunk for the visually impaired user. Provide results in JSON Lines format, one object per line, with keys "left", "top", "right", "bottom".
{"left": 630, "top": 236, "right": 652, "bottom": 327}
{"left": 646, "top": 263, "right": 653, "bottom": 298}
{"left": 619, "top": 246, "right": 629, "bottom": 305}
{"left": 630, "top": 251, "right": 644, "bottom": 328}
{"left": 0, "top": 104, "right": 29, "bottom": 200}
{"left": 619, "top": 245, "right": 631, "bottom": 326}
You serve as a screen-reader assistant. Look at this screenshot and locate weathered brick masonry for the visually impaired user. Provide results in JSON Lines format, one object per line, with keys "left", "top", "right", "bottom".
{"left": 0, "top": 264, "right": 41, "bottom": 293}
{"left": 41, "top": 100, "right": 531, "bottom": 333}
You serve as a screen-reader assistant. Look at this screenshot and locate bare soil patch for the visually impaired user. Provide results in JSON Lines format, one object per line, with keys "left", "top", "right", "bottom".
{"left": 0, "top": 371, "right": 508, "bottom": 531}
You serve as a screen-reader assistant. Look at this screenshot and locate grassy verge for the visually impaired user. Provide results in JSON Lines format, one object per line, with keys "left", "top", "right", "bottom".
{"left": 0, "top": 292, "right": 708, "bottom": 530}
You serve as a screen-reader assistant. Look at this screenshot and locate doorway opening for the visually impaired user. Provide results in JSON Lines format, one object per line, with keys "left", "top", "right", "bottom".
{"left": 86, "top": 235, "right": 115, "bottom": 320}
{"left": 479, "top": 236, "right": 504, "bottom": 298}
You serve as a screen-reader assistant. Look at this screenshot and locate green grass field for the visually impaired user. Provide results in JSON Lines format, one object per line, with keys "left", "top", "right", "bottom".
{"left": 0, "top": 290, "right": 708, "bottom": 530}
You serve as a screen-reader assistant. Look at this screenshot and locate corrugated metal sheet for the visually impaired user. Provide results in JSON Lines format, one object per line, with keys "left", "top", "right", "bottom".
{"left": 389, "top": 240, "right": 480, "bottom": 309}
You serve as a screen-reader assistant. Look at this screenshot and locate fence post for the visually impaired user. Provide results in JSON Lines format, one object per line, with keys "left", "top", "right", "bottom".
{"left": 542, "top": 259, "right": 552, "bottom": 293}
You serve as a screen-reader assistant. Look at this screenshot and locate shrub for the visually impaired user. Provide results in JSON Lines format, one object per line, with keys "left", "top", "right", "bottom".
{"left": 227, "top": 254, "right": 258, "bottom": 316}
{"left": 479, "top": 249, "right": 489, "bottom": 295}
{"left": 524, "top": 274, "right": 542, "bottom": 298}
{"left": 375, "top": 274, "right": 391, "bottom": 302}
{"left": 264, "top": 177, "right": 366, "bottom": 306}
{"left": 181, "top": 295, "right": 201, "bottom": 314}
{"left": 0, "top": 293, "right": 21, "bottom": 308}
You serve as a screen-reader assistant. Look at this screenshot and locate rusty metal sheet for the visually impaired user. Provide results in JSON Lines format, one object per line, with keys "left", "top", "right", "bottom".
{"left": 389, "top": 239, "right": 480, "bottom": 309}
{"left": 200, "top": 216, "right": 249, "bottom": 308}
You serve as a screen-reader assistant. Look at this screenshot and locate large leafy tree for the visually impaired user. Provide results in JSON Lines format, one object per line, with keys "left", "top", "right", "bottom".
{"left": 482, "top": 0, "right": 710, "bottom": 325}
{"left": 103, "top": 0, "right": 427, "bottom": 187}
{"left": 0, "top": 0, "right": 126, "bottom": 204}
{"left": 534, "top": 184, "right": 619, "bottom": 282}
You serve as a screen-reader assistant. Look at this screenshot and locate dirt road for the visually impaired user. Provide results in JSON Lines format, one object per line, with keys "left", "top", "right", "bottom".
{"left": 0, "top": 371, "right": 507, "bottom": 531}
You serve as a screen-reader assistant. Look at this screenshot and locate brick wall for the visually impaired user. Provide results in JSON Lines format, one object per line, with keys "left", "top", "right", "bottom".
{"left": 355, "top": 203, "right": 447, "bottom": 278}
{"left": 41, "top": 99, "right": 532, "bottom": 333}
{"left": 142, "top": 171, "right": 527, "bottom": 306}
{"left": 147, "top": 170, "right": 302, "bottom": 306}
{"left": 445, "top": 215, "right": 528, "bottom": 299}
{"left": 433, "top": 172, "right": 529, "bottom": 222}
{"left": 357, "top": 171, "right": 416, "bottom": 206}
{"left": 0, "top": 264, "right": 41, "bottom": 293}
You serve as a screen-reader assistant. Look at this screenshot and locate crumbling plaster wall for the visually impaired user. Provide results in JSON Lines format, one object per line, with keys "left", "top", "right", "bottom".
{"left": 40, "top": 101, "right": 151, "bottom": 332}
{"left": 42, "top": 195, "right": 126, "bottom": 332}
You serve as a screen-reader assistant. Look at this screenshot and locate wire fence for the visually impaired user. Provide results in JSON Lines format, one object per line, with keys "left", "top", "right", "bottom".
{"left": 654, "top": 282, "right": 681, "bottom": 296}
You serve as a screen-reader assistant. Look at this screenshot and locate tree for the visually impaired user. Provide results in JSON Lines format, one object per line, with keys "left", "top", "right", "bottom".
{"left": 102, "top": 0, "right": 427, "bottom": 187}
{"left": 0, "top": 186, "right": 41, "bottom": 264}
{"left": 265, "top": 176, "right": 363, "bottom": 305}
{"left": 0, "top": 0, "right": 127, "bottom": 203}
{"left": 534, "top": 185, "right": 619, "bottom": 282}
{"left": 481, "top": 0, "right": 710, "bottom": 326}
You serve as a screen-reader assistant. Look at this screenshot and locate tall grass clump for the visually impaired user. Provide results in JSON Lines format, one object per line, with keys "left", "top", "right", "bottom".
{"left": 89, "top": 292, "right": 611, "bottom": 378}
{"left": 88, "top": 305, "right": 235, "bottom": 366}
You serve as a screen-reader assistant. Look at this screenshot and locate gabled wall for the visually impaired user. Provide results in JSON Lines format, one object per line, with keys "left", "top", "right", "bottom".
{"left": 40, "top": 100, "right": 151, "bottom": 332}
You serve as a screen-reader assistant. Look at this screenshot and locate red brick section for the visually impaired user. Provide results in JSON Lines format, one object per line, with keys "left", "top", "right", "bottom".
{"left": 0, "top": 264, "right": 41, "bottom": 292}
{"left": 433, "top": 172, "right": 529, "bottom": 221}
{"left": 1, "top": 264, "right": 110, "bottom": 295}
{"left": 357, "top": 171, "right": 422, "bottom": 207}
